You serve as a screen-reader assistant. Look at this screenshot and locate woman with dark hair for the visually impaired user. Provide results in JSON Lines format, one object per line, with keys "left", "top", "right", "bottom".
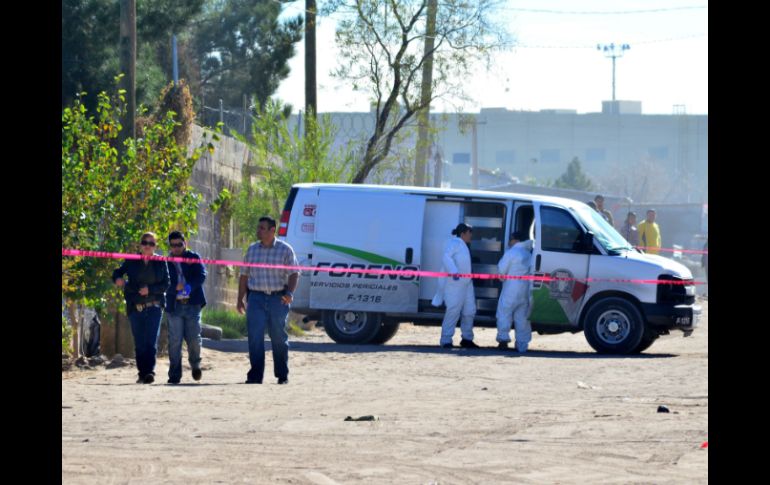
{"left": 434, "top": 223, "right": 479, "bottom": 349}
{"left": 621, "top": 211, "right": 638, "bottom": 245}
{"left": 112, "top": 232, "right": 170, "bottom": 384}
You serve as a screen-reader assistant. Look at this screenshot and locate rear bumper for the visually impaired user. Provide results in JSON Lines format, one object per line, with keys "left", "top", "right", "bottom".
{"left": 641, "top": 302, "right": 702, "bottom": 336}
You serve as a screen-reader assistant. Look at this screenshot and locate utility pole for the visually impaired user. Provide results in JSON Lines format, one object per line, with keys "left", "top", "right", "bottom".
{"left": 460, "top": 115, "right": 486, "bottom": 189}
{"left": 172, "top": 34, "right": 179, "bottom": 86}
{"left": 305, "top": 0, "right": 317, "bottom": 120}
{"left": 414, "top": 0, "right": 438, "bottom": 186}
{"left": 471, "top": 121, "right": 478, "bottom": 189}
{"left": 596, "top": 43, "right": 630, "bottom": 101}
{"left": 119, "top": 0, "right": 136, "bottom": 144}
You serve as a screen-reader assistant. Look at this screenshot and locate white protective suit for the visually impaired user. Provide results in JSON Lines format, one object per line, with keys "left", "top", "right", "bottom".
{"left": 435, "top": 236, "right": 476, "bottom": 345}
{"left": 495, "top": 239, "right": 534, "bottom": 351}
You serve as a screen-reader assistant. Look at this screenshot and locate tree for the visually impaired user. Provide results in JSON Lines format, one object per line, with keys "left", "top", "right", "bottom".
{"left": 230, "top": 100, "right": 352, "bottom": 247}
{"left": 327, "top": 0, "right": 507, "bottom": 183}
{"left": 553, "top": 157, "right": 595, "bottom": 191}
{"left": 62, "top": 0, "right": 205, "bottom": 110}
{"left": 193, "top": 0, "right": 304, "bottom": 109}
{"left": 62, "top": 82, "right": 213, "bottom": 355}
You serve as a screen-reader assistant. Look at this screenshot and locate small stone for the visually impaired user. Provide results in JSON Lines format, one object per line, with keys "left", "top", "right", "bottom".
{"left": 657, "top": 405, "right": 670, "bottom": 413}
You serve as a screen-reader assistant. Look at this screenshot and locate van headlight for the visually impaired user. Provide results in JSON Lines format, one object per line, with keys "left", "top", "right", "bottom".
{"left": 657, "top": 275, "right": 696, "bottom": 305}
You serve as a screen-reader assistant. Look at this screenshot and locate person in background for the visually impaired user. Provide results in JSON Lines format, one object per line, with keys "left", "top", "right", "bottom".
{"left": 112, "top": 232, "right": 170, "bottom": 384}
{"left": 621, "top": 211, "right": 638, "bottom": 245}
{"left": 436, "top": 223, "right": 479, "bottom": 349}
{"left": 637, "top": 209, "right": 662, "bottom": 255}
{"left": 495, "top": 231, "right": 534, "bottom": 353}
{"left": 237, "top": 216, "right": 299, "bottom": 385}
{"left": 594, "top": 195, "right": 614, "bottom": 226}
{"left": 165, "top": 231, "right": 207, "bottom": 385}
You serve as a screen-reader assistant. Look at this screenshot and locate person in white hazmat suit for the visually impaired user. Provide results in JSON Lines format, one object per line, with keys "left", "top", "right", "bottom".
{"left": 433, "top": 223, "right": 479, "bottom": 349}
{"left": 495, "top": 231, "right": 534, "bottom": 352}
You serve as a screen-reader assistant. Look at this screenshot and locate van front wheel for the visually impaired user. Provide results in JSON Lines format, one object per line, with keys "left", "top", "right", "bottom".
{"left": 322, "top": 310, "right": 382, "bottom": 344}
{"left": 583, "top": 298, "right": 645, "bottom": 354}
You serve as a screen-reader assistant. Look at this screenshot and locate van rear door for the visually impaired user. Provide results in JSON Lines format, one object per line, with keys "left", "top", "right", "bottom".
{"left": 310, "top": 189, "right": 425, "bottom": 312}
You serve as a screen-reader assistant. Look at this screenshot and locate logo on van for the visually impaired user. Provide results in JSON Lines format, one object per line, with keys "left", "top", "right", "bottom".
{"left": 549, "top": 268, "right": 574, "bottom": 299}
{"left": 314, "top": 262, "right": 419, "bottom": 281}
{"left": 303, "top": 204, "right": 316, "bottom": 217}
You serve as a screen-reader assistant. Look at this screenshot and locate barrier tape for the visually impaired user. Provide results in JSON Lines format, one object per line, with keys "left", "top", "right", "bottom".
{"left": 635, "top": 246, "right": 707, "bottom": 255}
{"left": 62, "top": 248, "right": 705, "bottom": 286}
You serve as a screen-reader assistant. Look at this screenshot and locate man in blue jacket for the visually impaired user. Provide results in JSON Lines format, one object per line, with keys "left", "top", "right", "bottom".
{"left": 165, "top": 231, "right": 207, "bottom": 384}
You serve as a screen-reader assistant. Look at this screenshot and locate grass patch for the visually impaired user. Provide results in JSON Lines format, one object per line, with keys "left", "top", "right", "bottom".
{"left": 202, "top": 308, "right": 305, "bottom": 338}
{"left": 202, "top": 308, "right": 247, "bottom": 339}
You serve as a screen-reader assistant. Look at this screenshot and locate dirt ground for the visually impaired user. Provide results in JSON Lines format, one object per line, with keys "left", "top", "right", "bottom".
{"left": 62, "top": 299, "right": 708, "bottom": 484}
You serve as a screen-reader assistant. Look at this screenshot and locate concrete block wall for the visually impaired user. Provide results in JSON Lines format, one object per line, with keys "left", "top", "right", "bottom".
{"left": 186, "top": 125, "right": 253, "bottom": 312}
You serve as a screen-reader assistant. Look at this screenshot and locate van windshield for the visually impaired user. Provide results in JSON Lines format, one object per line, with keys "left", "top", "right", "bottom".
{"left": 574, "top": 205, "right": 634, "bottom": 253}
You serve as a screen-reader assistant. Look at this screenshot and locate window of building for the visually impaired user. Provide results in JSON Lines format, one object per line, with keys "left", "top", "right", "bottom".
{"left": 453, "top": 153, "right": 470, "bottom": 164}
{"left": 540, "top": 149, "right": 560, "bottom": 163}
{"left": 495, "top": 150, "right": 516, "bottom": 164}
{"left": 585, "top": 148, "right": 606, "bottom": 162}
{"left": 648, "top": 146, "right": 669, "bottom": 160}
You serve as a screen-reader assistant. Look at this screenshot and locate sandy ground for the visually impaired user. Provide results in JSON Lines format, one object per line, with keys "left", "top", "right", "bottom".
{"left": 62, "top": 299, "right": 708, "bottom": 484}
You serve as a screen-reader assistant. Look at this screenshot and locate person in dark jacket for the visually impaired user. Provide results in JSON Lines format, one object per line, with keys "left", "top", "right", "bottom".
{"left": 164, "top": 231, "right": 207, "bottom": 384}
{"left": 112, "top": 232, "right": 170, "bottom": 384}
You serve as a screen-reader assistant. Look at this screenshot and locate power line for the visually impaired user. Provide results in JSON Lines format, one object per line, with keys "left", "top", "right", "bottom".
{"left": 500, "top": 6, "right": 707, "bottom": 15}
{"left": 514, "top": 33, "right": 706, "bottom": 49}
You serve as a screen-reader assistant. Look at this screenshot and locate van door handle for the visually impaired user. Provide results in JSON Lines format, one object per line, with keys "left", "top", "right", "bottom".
{"left": 535, "top": 254, "right": 541, "bottom": 271}
{"left": 405, "top": 247, "right": 413, "bottom": 264}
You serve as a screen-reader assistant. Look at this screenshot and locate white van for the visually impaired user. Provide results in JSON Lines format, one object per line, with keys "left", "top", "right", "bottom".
{"left": 279, "top": 183, "right": 700, "bottom": 354}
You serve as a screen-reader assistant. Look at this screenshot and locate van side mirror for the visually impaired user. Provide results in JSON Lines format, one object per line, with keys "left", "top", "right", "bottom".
{"left": 582, "top": 232, "right": 595, "bottom": 252}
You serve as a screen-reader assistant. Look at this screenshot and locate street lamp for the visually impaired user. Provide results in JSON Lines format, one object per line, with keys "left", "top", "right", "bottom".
{"left": 597, "top": 43, "right": 630, "bottom": 101}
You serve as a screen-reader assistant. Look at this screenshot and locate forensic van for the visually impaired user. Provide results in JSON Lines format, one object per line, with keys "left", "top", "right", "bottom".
{"left": 279, "top": 183, "right": 700, "bottom": 354}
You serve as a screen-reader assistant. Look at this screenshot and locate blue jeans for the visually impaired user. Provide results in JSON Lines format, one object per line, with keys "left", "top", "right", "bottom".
{"left": 128, "top": 306, "right": 162, "bottom": 378}
{"left": 246, "top": 292, "right": 290, "bottom": 382}
{"left": 167, "top": 303, "right": 203, "bottom": 382}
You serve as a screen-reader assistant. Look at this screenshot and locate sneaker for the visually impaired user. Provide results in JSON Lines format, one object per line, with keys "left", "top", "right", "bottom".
{"left": 167, "top": 378, "right": 180, "bottom": 385}
{"left": 277, "top": 378, "right": 289, "bottom": 385}
{"left": 192, "top": 368, "right": 202, "bottom": 381}
{"left": 497, "top": 341, "right": 510, "bottom": 350}
{"left": 143, "top": 373, "right": 155, "bottom": 384}
{"left": 136, "top": 375, "right": 143, "bottom": 384}
{"left": 441, "top": 343, "right": 453, "bottom": 349}
{"left": 459, "top": 339, "right": 480, "bottom": 349}
{"left": 245, "top": 379, "right": 262, "bottom": 384}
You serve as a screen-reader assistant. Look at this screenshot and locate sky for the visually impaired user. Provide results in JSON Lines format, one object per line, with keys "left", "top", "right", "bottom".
{"left": 274, "top": 0, "right": 708, "bottom": 115}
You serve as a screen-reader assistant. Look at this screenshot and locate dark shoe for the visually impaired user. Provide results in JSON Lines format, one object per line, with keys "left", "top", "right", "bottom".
{"left": 136, "top": 375, "right": 143, "bottom": 384}
{"left": 167, "top": 378, "right": 180, "bottom": 385}
{"left": 245, "top": 379, "right": 262, "bottom": 384}
{"left": 441, "top": 343, "right": 453, "bottom": 349}
{"left": 460, "top": 339, "right": 480, "bottom": 349}
{"left": 192, "top": 368, "right": 202, "bottom": 381}
{"left": 497, "top": 341, "right": 510, "bottom": 350}
{"left": 277, "top": 378, "right": 289, "bottom": 385}
{"left": 143, "top": 373, "right": 155, "bottom": 384}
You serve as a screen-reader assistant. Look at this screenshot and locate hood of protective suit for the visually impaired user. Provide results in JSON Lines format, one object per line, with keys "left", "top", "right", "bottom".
{"left": 515, "top": 240, "right": 534, "bottom": 252}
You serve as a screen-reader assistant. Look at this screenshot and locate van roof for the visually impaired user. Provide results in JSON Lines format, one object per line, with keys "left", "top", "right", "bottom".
{"left": 293, "top": 183, "right": 585, "bottom": 208}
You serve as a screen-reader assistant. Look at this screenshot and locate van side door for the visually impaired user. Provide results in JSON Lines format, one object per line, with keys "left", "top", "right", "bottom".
{"left": 530, "top": 203, "right": 592, "bottom": 328}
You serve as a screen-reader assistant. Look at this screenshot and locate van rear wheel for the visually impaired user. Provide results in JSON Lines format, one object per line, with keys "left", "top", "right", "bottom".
{"left": 583, "top": 297, "right": 645, "bottom": 354}
{"left": 322, "top": 310, "right": 382, "bottom": 344}
{"left": 369, "top": 322, "right": 400, "bottom": 344}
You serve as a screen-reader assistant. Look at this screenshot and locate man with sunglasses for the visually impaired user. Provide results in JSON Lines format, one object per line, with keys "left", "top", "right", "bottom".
{"left": 112, "top": 232, "right": 170, "bottom": 384}
{"left": 164, "top": 231, "right": 207, "bottom": 384}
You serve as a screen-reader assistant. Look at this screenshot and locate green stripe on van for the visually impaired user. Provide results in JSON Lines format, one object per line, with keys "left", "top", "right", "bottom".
{"left": 313, "top": 242, "right": 405, "bottom": 266}
{"left": 529, "top": 286, "right": 570, "bottom": 325}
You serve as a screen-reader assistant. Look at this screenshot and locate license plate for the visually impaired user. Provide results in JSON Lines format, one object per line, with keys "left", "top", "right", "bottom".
{"left": 676, "top": 316, "right": 692, "bottom": 326}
